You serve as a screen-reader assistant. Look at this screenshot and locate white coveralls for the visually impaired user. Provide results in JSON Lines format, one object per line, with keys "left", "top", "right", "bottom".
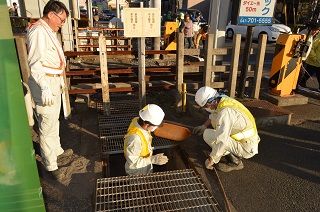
{"left": 27, "top": 19, "right": 65, "bottom": 171}
{"left": 125, "top": 120, "right": 153, "bottom": 175}
{"left": 203, "top": 98, "right": 260, "bottom": 164}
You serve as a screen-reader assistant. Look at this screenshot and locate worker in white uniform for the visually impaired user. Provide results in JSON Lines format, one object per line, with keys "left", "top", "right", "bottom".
{"left": 124, "top": 104, "right": 169, "bottom": 175}
{"left": 27, "top": 0, "right": 72, "bottom": 181}
{"left": 193, "top": 86, "right": 260, "bottom": 172}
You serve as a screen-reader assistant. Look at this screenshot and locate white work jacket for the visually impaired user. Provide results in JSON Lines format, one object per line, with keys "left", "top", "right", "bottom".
{"left": 125, "top": 120, "right": 153, "bottom": 175}
{"left": 206, "top": 98, "right": 260, "bottom": 163}
{"left": 27, "top": 19, "right": 66, "bottom": 89}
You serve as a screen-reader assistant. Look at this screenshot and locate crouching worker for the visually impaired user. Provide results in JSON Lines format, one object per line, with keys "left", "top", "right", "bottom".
{"left": 124, "top": 104, "right": 169, "bottom": 175}
{"left": 193, "top": 86, "right": 260, "bottom": 172}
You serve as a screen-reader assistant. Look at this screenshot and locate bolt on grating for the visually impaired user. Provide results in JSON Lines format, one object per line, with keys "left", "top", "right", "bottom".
{"left": 98, "top": 114, "right": 136, "bottom": 127}
{"left": 95, "top": 169, "right": 222, "bottom": 212}
{"left": 101, "top": 136, "right": 178, "bottom": 155}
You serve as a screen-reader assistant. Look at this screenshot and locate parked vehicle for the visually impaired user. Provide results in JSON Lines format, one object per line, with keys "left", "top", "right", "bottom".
{"left": 225, "top": 19, "right": 292, "bottom": 42}
{"left": 100, "top": 9, "right": 116, "bottom": 21}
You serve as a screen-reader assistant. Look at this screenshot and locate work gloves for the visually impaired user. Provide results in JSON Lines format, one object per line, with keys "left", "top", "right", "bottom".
{"left": 151, "top": 153, "right": 169, "bottom": 165}
{"left": 192, "top": 125, "right": 207, "bottom": 135}
{"left": 41, "top": 85, "right": 54, "bottom": 106}
{"left": 205, "top": 158, "right": 214, "bottom": 170}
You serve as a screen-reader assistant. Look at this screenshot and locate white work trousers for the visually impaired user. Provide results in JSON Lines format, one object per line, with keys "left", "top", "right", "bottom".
{"left": 29, "top": 76, "right": 63, "bottom": 171}
{"left": 203, "top": 129, "right": 258, "bottom": 163}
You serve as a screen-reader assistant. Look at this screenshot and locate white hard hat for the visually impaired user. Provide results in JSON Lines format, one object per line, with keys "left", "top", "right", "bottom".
{"left": 203, "top": 129, "right": 215, "bottom": 143}
{"left": 195, "top": 86, "right": 218, "bottom": 107}
{"left": 139, "top": 104, "right": 165, "bottom": 126}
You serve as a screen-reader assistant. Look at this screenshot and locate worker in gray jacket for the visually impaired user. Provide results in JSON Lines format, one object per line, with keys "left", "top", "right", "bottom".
{"left": 180, "top": 14, "right": 194, "bottom": 48}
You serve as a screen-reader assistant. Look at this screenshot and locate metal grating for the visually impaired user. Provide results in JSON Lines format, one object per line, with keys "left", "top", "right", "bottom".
{"left": 97, "top": 93, "right": 141, "bottom": 115}
{"left": 98, "top": 114, "right": 136, "bottom": 127}
{"left": 101, "top": 136, "right": 178, "bottom": 155}
{"left": 97, "top": 101, "right": 140, "bottom": 115}
{"left": 95, "top": 169, "right": 222, "bottom": 212}
{"left": 99, "top": 125, "right": 128, "bottom": 139}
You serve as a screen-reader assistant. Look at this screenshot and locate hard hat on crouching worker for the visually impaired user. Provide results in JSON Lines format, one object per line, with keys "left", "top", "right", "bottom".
{"left": 195, "top": 86, "right": 219, "bottom": 107}
{"left": 139, "top": 104, "right": 165, "bottom": 126}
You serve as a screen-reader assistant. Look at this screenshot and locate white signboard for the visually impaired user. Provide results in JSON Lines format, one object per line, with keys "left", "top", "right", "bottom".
{"left": 123, "top": 8, "right": 160, "bottom": 37}
{"left": 237, "top": 0, "right": 276, "bottom": 25}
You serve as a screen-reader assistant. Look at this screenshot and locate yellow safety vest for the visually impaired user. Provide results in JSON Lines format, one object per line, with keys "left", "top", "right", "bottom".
{"left": 124, "top": 117, "right": 152, "bottom": 158}
{"left": 216, "top": 98, "right": 258, "bottom": 142}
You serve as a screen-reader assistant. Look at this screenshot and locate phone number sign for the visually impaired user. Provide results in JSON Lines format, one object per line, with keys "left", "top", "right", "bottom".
{"left": 237, "top": 0, "right": 276, "bottom": 25}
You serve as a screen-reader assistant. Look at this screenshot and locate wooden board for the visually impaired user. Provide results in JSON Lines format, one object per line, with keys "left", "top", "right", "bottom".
{"left": 154, "top": 122, "right": 191, "bottom": 142}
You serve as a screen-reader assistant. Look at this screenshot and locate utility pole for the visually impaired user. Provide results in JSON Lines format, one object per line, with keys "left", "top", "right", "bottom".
{"left": 208, "top": 0, "right": 231, "bottom": 65}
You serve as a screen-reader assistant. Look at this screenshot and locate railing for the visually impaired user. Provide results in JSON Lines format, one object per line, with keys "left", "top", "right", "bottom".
{"left": 75, "top": 26, "right": 131, "bottom": 51}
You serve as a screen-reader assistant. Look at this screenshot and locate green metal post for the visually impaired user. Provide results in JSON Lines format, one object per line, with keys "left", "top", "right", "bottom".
{"left": 0, "top": 1, "right": 45, "bottom": 211}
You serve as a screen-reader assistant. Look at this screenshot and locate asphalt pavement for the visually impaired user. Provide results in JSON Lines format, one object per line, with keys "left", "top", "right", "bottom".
{"left": 180, "top": 76, "right": 320, "bottom": 211}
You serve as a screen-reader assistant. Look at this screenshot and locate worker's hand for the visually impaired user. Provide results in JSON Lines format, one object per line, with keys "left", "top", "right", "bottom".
{"left": 41, "top": 86, "right": 54, "bottom": 106}
{"left": 151, "top": 153, "right": 169, "bottom": 165}
{"left": 60, "top": 76, "right": 65, "bottom": 93}
{"left": 192, "top": 125, "right": 207, "bottom": 135}
{"left": 205, "top": 157, "right": 214, "bottom": 170}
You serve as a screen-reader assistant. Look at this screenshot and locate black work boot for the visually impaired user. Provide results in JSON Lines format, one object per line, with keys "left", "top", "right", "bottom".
{"left": 215, "top": 154, "right": 244, "bottom": 172}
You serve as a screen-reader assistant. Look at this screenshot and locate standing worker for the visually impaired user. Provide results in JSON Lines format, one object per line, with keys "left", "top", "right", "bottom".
{"left": 124, "top": 104, "right": 169, "bottom": 175}
{"left": 192, "top": 12, "right": 201, "bottom": 47}
{"left": 27, "top": 0, "right": 72, "bottom": 181}
{"left": 195, "top": 24, "right": 208, "bottom": 49}
{"left": 298, "top": 30, "right": 320, "bottom": 92}
{"left": 193, "top": 86, "right": 260, "bottom": 172}
{"left": 180, "top": 14, "right": 194, "bottom": 48}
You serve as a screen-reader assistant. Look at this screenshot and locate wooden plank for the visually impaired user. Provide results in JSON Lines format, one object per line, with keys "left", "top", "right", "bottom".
{"left": 138, "top": 38, "right": 146, "bottom": 107}
{"left": 64, "top": 50, "right": 177, "bottom": 57}
{"left": 252, "top": 34, "right": 267, "bottom": 99}
{"left": 210, "top": 81, "right": 227, "bottom": 88}
{"left": 62, "top": 60, "right": 72, "bottom": 119}
{"left": 228, "top": 34, "right": 241, "bottom": 98}
{"left": 204, "top": 34, "right": 214, "bottom": 86}
{"left": 99, "top": 34, "right": 110, "bottom": 115}
{"left": 184, "top": 48, "right": 201, "bottom": 56}
{"left": 175, "top": 32, "right": 184, "bottom": 113}
{"left": 211, "top": 66, "right": 226, "bottom": 72}
{"left": 183, "top": 66, "right": 201, "bottom": 73}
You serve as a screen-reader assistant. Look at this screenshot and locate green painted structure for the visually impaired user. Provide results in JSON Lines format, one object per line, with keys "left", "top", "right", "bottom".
{"left": 0, "top": 0, "right": 45, "bottom": 211}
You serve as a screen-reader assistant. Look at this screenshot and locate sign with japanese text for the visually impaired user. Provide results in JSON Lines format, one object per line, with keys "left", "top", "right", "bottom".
{"left": 237, "top": 0, "right": 276, "bottom": 25}
{"left": 123, "top": 8, "right": 160, "bottom": 37}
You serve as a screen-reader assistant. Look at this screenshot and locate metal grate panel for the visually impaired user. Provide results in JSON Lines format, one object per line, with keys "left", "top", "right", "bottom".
{"left": 97, "top": 101, "right": 140, "bottom": 115}
{"left": 98, "top": 114, "right": 136, "bottom": 127}
{"left": 99, "top": 125, "right": 128, "bottom": 139}
{"left": 97, "top": 93, "right": 141, "bottom": 115}
{"left": 101, "top": 136, "right": 178, "bottom": 155}
{"left": 95, "top": 169, "right": 222, "bottom": 212}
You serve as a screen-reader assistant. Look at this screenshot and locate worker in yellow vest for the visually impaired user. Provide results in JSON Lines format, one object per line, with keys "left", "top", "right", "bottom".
{"left": 124, "top": 104, "right": 169, "bottom": 175}
{"left": 193, "top": 86, "right": 260, "bottom": 172}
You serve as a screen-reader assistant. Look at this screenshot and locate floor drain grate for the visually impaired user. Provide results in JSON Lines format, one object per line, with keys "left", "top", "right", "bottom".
{"left": 95, "top": 169, "right": 222, "bottom": 212}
